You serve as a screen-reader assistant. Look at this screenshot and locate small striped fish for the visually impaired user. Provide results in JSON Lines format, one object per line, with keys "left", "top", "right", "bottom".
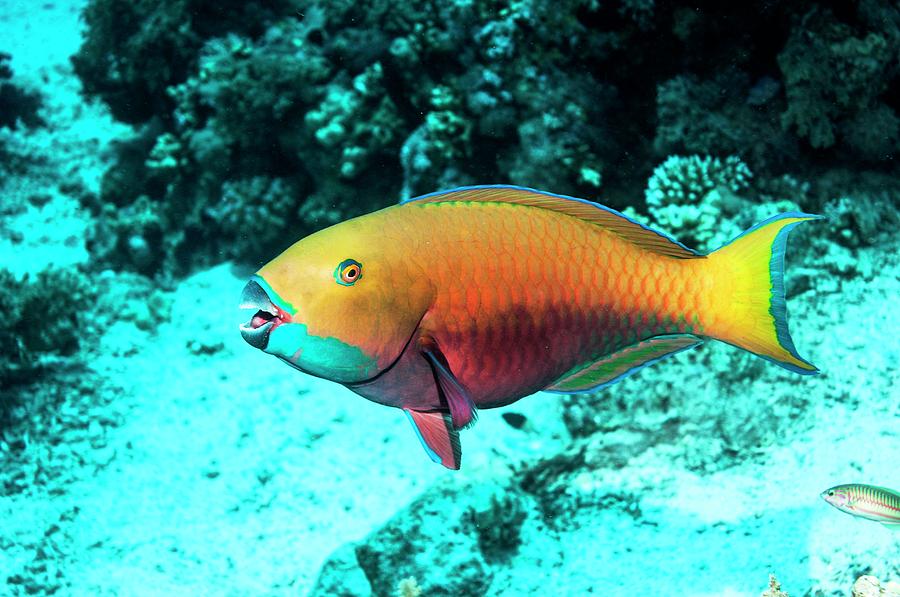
{"left": 822, "top": 484, "right": 900, "bottom": 530}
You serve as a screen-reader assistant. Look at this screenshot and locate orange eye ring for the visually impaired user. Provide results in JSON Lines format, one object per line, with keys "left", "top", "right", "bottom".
{"left": 335, "top": 259, "right": 362, "bottom": 286}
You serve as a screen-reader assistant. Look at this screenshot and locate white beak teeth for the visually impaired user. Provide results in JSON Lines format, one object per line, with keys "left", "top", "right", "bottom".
{"left": 239, "top": 280, "right": 277, "bottom": 313}
{"left": 239, "top": 280, "right": 279, "bottom": 349}
{"left": 240, "top": 320, "right": 274, "bottom": 349}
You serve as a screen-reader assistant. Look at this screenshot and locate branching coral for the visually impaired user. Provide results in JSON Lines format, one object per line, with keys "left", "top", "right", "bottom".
{"left": 396, "top": 577, "right": 422, "bottom": 597}
{"left": 762, "top": 574, "right": 790, "bottom": 597}
{"left": 644, "top": 155, "right": 752, "bottom": 251}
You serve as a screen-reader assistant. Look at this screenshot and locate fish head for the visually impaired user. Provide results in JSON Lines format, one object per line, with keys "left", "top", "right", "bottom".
{"left": 239, "top": 213, "right": 434, "bottom": 384}
{"left": 821, "top": 485, "right": 853, "bottom": 510}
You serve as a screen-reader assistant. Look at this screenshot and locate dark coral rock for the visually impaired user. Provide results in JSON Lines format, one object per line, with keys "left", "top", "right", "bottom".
{"left": 0, "top": 268, "right": 94, "bottom": 397}
{"left": 72, "top": 0, "right": 900, "bottom": 277}
{"left": 778, "top": 4, "right": 900, "bottom": 155}
{"left": 71, "top": 0, "right": 297, "bottom": 124}
{"left": 0, "top": 53, "right": 43, "bottom": 130}
{"left": 350, "top": 477, "right": 495, "bottom": 597}
{"left": 654, "top": 71, "right": 797, "bottom": 173}
{"left": 307, "top": 543, "right": 373, "bottom": 597}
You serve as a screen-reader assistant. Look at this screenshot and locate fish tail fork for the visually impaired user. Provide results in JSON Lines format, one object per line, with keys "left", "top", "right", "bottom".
{"left": 703, "top": 212, "right": 822, "bottom": 374}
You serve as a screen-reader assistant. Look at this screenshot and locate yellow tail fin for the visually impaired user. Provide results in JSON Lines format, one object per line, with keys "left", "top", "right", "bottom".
{"left": 706, "top": 213, "right": 821, "bottom": 374}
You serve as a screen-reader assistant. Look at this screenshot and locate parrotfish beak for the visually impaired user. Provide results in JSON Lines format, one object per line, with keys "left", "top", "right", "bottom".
{"left": 239, "top": 279, "right": 292, "bottom": 350}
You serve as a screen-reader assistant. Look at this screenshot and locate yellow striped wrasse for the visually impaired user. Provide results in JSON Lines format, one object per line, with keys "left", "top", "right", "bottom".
{"left": 821, "top": 484, "right": 900, "bottom": 530}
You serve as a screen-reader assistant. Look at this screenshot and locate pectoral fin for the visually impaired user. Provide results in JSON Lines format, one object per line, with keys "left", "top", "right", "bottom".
{"left": 420, "top": 338, "right": 477, "bottom": 429}
{"left": 404, "top": 409, "right": 461, "bottom": 470}
{"left": 882, "top": 521, "right": 900, "bottom": 531}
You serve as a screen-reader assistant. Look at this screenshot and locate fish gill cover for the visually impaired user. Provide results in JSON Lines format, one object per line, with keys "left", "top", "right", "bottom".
{"left": 0, "top": 0, "right": 898, "bottom": 595}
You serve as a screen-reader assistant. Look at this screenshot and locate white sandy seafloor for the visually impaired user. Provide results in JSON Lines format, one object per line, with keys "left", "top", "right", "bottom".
{"left": 0, "top": 2, "right": 898, "bottom": 596}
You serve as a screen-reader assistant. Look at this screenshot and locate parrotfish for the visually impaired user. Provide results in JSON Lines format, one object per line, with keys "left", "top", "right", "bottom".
{"left": 239, "top": 185, "right": 820, "bottom": 469}
{"left": 822, "top": 484, "right": 900, "bottom": 530}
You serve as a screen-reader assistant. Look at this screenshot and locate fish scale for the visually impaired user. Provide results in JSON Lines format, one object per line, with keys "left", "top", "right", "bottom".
{"left": 416, "top": 200, "right": 700, "bottom": 406}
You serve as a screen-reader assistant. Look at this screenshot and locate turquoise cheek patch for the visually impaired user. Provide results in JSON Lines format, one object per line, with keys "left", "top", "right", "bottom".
{"left": 265, "top": 322, "right": 378, "bottom": 382}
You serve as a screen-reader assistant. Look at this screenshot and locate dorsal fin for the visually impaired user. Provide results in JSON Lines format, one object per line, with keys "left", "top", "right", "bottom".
{"left": 403, "top": 184, "right": 702, "bottom": 259}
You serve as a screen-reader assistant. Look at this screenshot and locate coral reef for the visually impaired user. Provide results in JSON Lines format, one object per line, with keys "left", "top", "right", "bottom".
{"left": 70, "top": 0, "right": 296, "bottom": 124}
{"left": 853, "top": 575, "right": 900, "bottom": 597}
{"left": 557, "top": 333, "right": 823, "bottom": 474}
{"left": 643, "top": 154, "right": 753, "bottom": 251}
{"left": 4, "top": 2, "right": 899, "bottom": 595}
{"left": 307, "top": 544, "right": 373, "bottom": 597}
{"left": 467, "top": 488, "right": 528, "bottom": 561}
{"left": 309, "top": 476, "right": 527, "bottom": 597}
{"left": 762, "top": 574, "right": 789, "bottom": 597}
{"left": 352, "top": 477, "right": 495, "bottom": 597}
{"left": 0, "top": 53, "right": 43, "bottom": 173}
{"left": 71, "top": 0, "right": 899, "bottom": 275}
{"left": 0, "top": 53, "right": 42, "bottom": 130}
{"left": 778, "top": 5, "right": 900, "bottom": 156}
{"left": 0, "top": 268, "right": 93, "bottom": 395}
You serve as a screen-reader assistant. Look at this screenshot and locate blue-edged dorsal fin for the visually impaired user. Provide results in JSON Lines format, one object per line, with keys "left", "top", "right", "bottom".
{"left": 546, "top": 334, "right": 703, "bottom": 393}
{"left": 404, "top": 409, "right": 461, "bottom": 470}
{"left": 403, "top": 185, "right": 702, "bottom": 260}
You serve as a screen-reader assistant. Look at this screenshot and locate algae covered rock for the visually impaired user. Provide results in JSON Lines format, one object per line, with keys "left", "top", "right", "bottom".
{"left": 778, "top": 5, "right": 900, "bottom": 156}
{"left": 0, "top": 53, "right": 44, "bottom": 173}
{"left": 352, "top": 478, "right": 493, "bottom": 597}
{"left": 71, "top": 0, "right": 296, "bottom": 124}
{"left": 852, "top": 576, "right": 900, "bottom": 597}
{"left": 0, "top": 268, "right": 94, "bottom": 394}
{"left": 308, "top": 543, "right": 373, "bottom": 597}
{"left": 0, "top": 53, "right": 43, "bottom": 131}
{"left": 310, "top": 475, "right": 535, "bottom": 597}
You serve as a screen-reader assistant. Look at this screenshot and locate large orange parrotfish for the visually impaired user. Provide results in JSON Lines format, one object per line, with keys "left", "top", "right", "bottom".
{"left": 239, "top": 186, "right": 820, "bottom": 469}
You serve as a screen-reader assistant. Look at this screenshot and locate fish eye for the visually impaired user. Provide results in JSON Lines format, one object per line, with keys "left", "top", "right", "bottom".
{"left": 827, "top": 490, "right": 834, "bottom": 496}
{"left": 335, "top": 259, "right": 362, "bottom": 286}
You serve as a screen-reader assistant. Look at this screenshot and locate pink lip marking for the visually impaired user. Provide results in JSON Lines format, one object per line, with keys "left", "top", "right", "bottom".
{"left": 250, "top": 304, "right": 293, "bottom": 332}
{"left": 290, "top": 348, "right": 303, "bottom": 364}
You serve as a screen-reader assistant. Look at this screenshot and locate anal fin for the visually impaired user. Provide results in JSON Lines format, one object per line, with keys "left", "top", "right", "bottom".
{"left": 404, "top": 409, "right": 461, "bottom": 470}
{"left": 547, "top": 334, "right": 702, "bottom": 393}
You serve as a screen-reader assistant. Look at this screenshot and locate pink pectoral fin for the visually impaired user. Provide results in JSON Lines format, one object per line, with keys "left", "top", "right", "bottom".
{"left": 420, "top": 340, "right": 477, "bottom": 429}
{"left": 404, "top": 409, "right": 461, "bottom": 470}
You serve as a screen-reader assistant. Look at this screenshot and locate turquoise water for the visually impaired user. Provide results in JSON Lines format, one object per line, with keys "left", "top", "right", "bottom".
{"left": 1, "top": 1, "right": 898, "bottom": 595}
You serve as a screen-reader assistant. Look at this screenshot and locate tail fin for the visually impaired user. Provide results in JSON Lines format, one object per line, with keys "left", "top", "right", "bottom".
{"left": 705, "top": 213, "right": 822, "bottom": 374}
